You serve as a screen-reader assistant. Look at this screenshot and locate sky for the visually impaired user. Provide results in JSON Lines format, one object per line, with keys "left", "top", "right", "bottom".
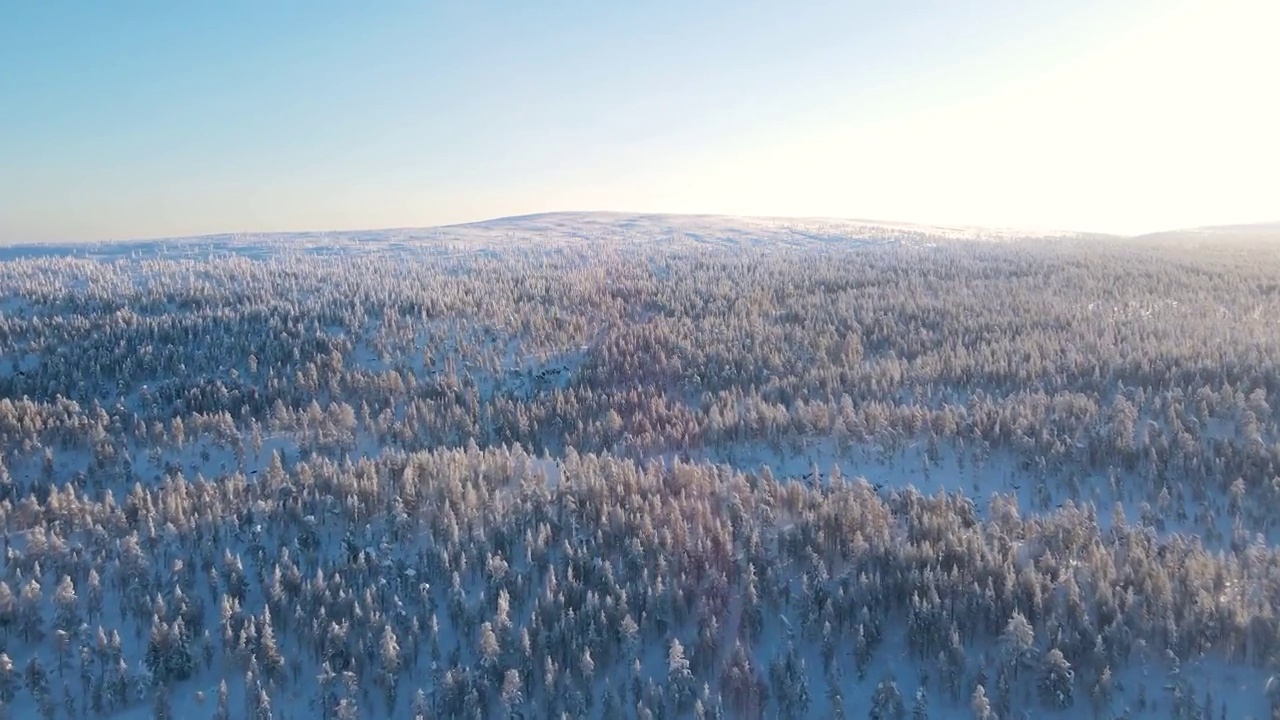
{"left": 1, "top": 0, "right": 1277, "bottom": 242}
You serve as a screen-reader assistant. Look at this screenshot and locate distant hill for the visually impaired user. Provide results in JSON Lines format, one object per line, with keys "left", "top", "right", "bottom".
{"left": 0, "top": 211, "right": 1102, "bottom": 259}
{"left": 14, "top": 213, "right": 1280, "bottom": 253}
{"left": 1132, "top": 221, "right": 1280, "bottom": 244}
{"left": 437, "top": 210, "right": 1097, "bottom": 243}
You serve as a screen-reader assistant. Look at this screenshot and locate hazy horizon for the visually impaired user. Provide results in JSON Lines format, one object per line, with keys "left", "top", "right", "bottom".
{"left": 3, "top": 0, "right": 1277, "bottom": 243}
{"left": 8, "top": 209, "right": 1279, "bottom": 250}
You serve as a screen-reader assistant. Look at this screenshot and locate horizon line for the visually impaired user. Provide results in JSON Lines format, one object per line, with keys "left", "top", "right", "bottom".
{"left": 4, "top": 210, "right": 1278, "bottom": 247}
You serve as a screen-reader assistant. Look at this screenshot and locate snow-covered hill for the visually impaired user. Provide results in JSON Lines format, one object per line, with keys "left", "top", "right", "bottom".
{"left": 0, "top": 211, "right": 1103, "bottom": 260}
{"left": 1132, "top": 221, "right": 1280, "bottom": 246}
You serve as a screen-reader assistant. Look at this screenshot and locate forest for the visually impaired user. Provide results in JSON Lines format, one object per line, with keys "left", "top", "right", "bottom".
{"left": 0, "top": 215, "right": 1279, "bottom": 719}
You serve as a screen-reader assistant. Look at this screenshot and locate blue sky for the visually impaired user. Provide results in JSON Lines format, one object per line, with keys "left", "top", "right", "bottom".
{"left": 2, "top": 0, "right": 1276, "bottom": 242}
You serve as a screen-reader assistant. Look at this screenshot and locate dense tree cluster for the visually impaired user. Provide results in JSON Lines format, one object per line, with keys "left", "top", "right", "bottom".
{"left": 0, "top": 220, "right": 1278, "bottom": 718}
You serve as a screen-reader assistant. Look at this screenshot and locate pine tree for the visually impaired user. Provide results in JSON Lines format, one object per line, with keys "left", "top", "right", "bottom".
{"left": 602, "top": 687, "right": 625, "bottom": 720}
{"left": 821, "top": 621, "right": 835, "bottom": 671}
{"left": 502, "top": 668, "right": 523, "bottom": 710}
{"left": 0, "top": 655, "right": 13, "bottom": 703}
{"left": 741, "top": 566, "right": 763, "bottom": 640}
{"left": 769, "top": 642, "right": 810, "bottom": 720}
{"left": 25, "top": 656, "right": 50, "bottom": 702}
{"left": 259, "top": 612, "right": 284, "bottom": 681}
{"left": 970, "top": 684, "right": 992, "bottom": 720}
{"left": 855, "top": 624, "right": 872, "bottom": 680}
{"left": 105, "top": 657, "right": 129, "bottom": 711}
{"left": 495, "top": 588, "right": 513, "bottom": 635}
{"left": 380, "top": 623, "right": 402, "bottom": 675}
{"left": 669, "top": 637, "right": 694, "bottom": 706}
{"left": 18, "top": 579, "right": 43, "bottom": 643}
{"left": 0, "top": 583, "right": 13, "bottom": 634}
{"left": 411, "top": 688, "right": 430, "bottom": 720}
{"left": 870, "top": 676, "right": 905, "bottom": 720}
{"left": 479, "top": 621, "right": 500, "bottom": 668}
{"left": 317, "top": 661, "right": 338, "bottom": 718}
{"left": 145, "top": 616, "right": 168, "bottom": 683}
{"left": 994, "top": 666, "right": 1013, "bottom": 719}
{"left": 53, "top": 629, "right": 71, "bottom": 676}
{"left": 620, "top": 613, "right": 640, "bottom": 658}
{"left": 912, "top": 687, "right": 929, "bottom": 720}
{"left": 1092, "top": 665, "right": 1113, "bottom": 716}
{"left": 999, "top": 611, "right": 1035, "bottom": 680}
{"left": 244, "top": 660, "right": 262, "bottom": 719}
{"left": 166, "top": 619, "right": 193, "bottom": 681}
{"left": 379, "top": 623, "right": 401, "bottom": 708}
{"left": 1038, "top": 648, "right": 1074, "bottom": 709}
{"left": 213, "top": 680, "right": 231, "bottom": 720}
{"left": 253, "top": 687, "right": 274, "bottom": 720}
{"left": 52, "top": 576, "right": 80, "bottom": 634}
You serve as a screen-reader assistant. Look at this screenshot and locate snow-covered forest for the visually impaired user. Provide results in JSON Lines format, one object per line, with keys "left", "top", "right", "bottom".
{"left": 2, "top": 214, "right": 1280, "bottom": 719}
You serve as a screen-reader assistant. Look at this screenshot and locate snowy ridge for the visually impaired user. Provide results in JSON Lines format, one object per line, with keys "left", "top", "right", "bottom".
{"left": 0, "top": 212, "right": 1100, "bottom": 259}
{"left": 1131, "top": 222, "right": 1280, "bottom": 247}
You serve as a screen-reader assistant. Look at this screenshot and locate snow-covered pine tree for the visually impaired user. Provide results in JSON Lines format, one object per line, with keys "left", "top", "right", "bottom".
{"left": 0, "top": 655, "right": 13, "bottom": 703}
{"left": 821, "top": 620, "right": 835, "bottom": 671}
{"left": 501, "top": 668, "right": 523, "bottom": 711}
{"left": 411, "top": 688, "right": 430, "bottom": 720}
{"left": 994, "top": 665, "right": 1013, "bottom": 719}
{"left": 105, "top": 656, "right": 129, "bottom": 712}
{"left": 52, "top": 575, "right": 80, "bottom": 633}
{"left": 1091, "top": 665, "right": 1113, "bottom": 716}
{"left": 669, "top": 637, "right": 694, "bottom": 707}
{"left": 479, "top": 621, "right": 500, "bottom": 669}
{"left": 53, "top": 629, "right": 71, "bottom": 676}
{"left": 999, "top": 611, "right": 1035, "bottom": 680}
{"left": 213, "top": 679, "right": 231, "bottom": 720}
{"left": 259, "top": 610, "right": 284, "bottom": 681}
{"left": 0, "top": 583, "right": 13, "bottom": 637}
{"left": 620, "top": 613, "right": 640, "bottom": 658}
{"left": 581, "top": 647, "right": 595, "bottom": 682}
{"left": 145, "top": 616, "right": 171, "bottom": 683}
{"left": 970, "top": 684, "right": 993, "bottom": 720}
{"left": 741, "top": 565, "right": 763, "bottom": 641}
{"left": 912, "top": 687, "right": 929, "bottom": 720}
{"left": 18, "top": 579, "right": 43, "bottom": 642}
{"left": 253, "top": 687, "right": 274, "bottom": 720}
{"left": 855, "top": 623, "right": 873, "bottom": 680}
{"left": 166, "top": 618, "right": 193, "bottom": 681}
{"left": 769, "top": 642, "right": 810, "bottom": 720}
{"left": 379, "top": 623, "right": 401, "bottom": 707}
{"left": 869, "top": 676, "right": 905, "bottom": 720}
{"left": 25, "top": 655, "right": 50, "bottom": 703}
{"left": 1038, "top": 648, "right": 1074, "bottom": 709}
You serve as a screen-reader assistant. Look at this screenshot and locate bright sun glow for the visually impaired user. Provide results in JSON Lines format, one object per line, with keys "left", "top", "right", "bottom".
{"left": 616, "top": 0, "right": 1279, "bottom": 234}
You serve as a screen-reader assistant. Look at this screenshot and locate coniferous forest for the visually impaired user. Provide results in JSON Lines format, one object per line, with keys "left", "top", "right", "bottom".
{"left": 2, "top": 214, "right": 1280, "bottom": 719}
